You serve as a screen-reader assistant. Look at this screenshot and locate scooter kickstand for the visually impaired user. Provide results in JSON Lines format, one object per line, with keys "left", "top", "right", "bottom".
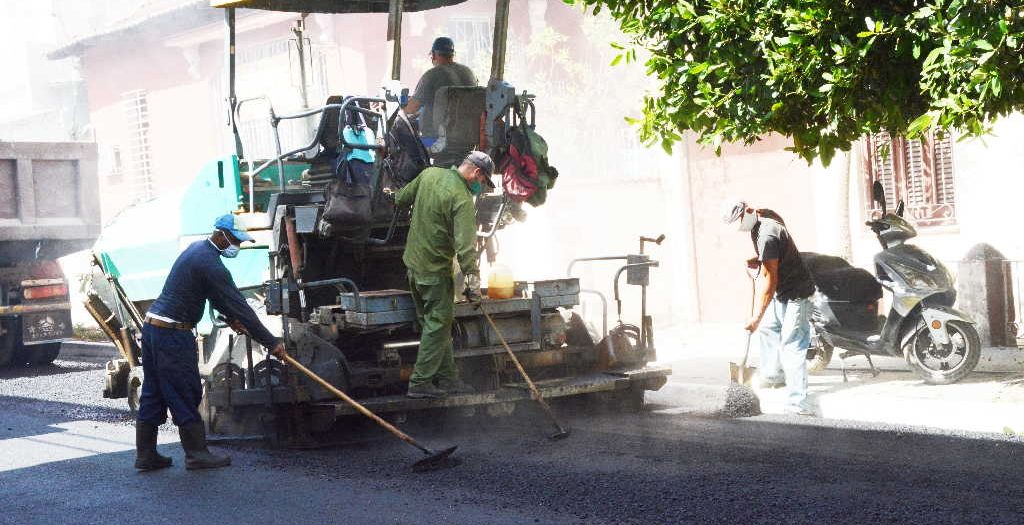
{"left": 840, "top": 355, "right": 849, "bottom": 383}
{"left": 865, "top": 354, "right": 880, "bottom": 378}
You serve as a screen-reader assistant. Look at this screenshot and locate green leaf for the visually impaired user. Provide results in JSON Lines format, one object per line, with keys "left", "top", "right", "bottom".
{"left": 913, "top": 6, "right": 935, "bottom": 19}
{"left": 818, "top": 83, "right": 833, "bottom": 92}
{"left": 975, "top": 39, "right": 994, "bottom": 51}
{"left": 856, "top": 31, "right": 874, "bottom": 38}
{"left": 923, "top": 47, "right": 944, "bottom": 67}
{"left": 771, "top": 102, "right": 784, "bottom": 112}
{"left": 610, "top": 54, "right": 623, "bottom": 66}
{"left": 864, "top": 16, "right": 874, "bottom": 30}
{"left": 912, "top": 43, "right": 921, "bottom": 59}
{"left": 689, "top": 62, "right": 709, "bottom": 74}
{"left": 907, "top": 113, "right": 933, "bottom": 137}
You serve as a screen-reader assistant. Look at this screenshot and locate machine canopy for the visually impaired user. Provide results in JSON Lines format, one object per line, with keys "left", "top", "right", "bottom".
{"left": 210, "top": 0, "right": 470, "bottom": 13}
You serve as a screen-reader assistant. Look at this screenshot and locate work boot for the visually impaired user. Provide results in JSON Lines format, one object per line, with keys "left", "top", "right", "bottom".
{"left": 134, "top": 422, "right": 172, "bottom": 471}
{"left": 406, "top": 383, "right": 448, "bottom": 399}
{"left": 437, "top": 377, "right": 476, "bottom": 394}
{"left": 178, "top": 421, "right": 231, "bottom": 470}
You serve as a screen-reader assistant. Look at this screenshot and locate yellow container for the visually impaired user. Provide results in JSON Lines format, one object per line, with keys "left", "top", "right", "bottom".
{"left": 487, "top": 264, "right": 515, "bottom": 299}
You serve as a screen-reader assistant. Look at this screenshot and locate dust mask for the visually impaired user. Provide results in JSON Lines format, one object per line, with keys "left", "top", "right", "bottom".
{"left": 737, "top": 209, "right": 757, "bottom": 232}
{"left": 221, "top": 244, "right": 240, "bottom": 258}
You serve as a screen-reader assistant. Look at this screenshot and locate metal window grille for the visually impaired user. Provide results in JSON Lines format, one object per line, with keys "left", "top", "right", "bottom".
{"left": 121, "top": 89, "right": 154, "bottom": 201}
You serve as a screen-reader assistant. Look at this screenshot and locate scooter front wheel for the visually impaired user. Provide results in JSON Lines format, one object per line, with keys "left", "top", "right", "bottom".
{"left": 905, "top": 320, "right": 981, "bottom": 385}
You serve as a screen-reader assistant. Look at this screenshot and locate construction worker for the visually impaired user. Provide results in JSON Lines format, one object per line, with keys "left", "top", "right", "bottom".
{"left": 134, "top": 214, "right": 286, "bottom": 471}
{"left": 723, "top": 201, "right": 815, "bottom": 416}
{"left": 402, "top": 36, "right": 478, "bottom": 150}
{"left": 392, "top": 151, "right": 494, "bottom": 399}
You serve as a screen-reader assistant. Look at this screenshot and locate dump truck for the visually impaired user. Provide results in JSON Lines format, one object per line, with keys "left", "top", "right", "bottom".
{"left": 87, "top": 0, "right": 670, "bottom": 442}
{"left": 0, "top": 141, "right": 100, "bottom": 366}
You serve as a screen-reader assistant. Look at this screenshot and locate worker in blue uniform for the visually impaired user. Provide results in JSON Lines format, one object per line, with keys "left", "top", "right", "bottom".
{"left": 134, "top": 214, "right": 286, "bottom": 471}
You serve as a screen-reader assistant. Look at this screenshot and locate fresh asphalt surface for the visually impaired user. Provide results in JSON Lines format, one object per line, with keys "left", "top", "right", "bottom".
{"left": 2, "top": 359, "right": 1023, "bottom": 525}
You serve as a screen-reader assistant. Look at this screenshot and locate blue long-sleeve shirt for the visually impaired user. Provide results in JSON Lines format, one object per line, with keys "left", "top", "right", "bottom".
{"left": 148, "top": 240, "right": 280, "bottom": 349}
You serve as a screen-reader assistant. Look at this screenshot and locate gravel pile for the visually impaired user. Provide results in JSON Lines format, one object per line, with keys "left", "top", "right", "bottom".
{"left": 719, "top": 383, "right": 761, "bottom": 418}
{"left": 0, "top": 360, "right": 131, "bottom": 424}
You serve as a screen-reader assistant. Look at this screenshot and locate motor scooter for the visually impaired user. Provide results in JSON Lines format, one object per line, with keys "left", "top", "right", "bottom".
{"left": 803, "top": 181, "right": 981, "bottom": 385}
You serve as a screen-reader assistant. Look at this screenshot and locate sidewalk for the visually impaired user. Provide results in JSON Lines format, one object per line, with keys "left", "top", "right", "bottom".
{"left": 648, "top": 322, "right": 1024, "bottom": 436}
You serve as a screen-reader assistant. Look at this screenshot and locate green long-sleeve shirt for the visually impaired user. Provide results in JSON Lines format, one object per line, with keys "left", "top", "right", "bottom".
{"left": 396, "top": 167, "right": 479, "bottom": 277}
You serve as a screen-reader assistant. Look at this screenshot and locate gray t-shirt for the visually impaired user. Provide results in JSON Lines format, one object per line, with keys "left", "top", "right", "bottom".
{"left": 751, "top": 216, "right": 815, "bottom": 301}
{"left": 412, "top": 62, "right": 477, "bottom": 137}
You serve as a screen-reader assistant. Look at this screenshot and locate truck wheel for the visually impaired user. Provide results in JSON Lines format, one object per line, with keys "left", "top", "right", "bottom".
{"left": 29, "top": 343, "right": 62, "bottom": 366}
{"left": 0, "top": 327, "right": 16, "bottom": 367}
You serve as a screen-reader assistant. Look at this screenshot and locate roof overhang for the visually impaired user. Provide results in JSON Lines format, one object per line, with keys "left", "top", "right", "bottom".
{"left": 210, "top": 0, "right": 470, "bottom": 14}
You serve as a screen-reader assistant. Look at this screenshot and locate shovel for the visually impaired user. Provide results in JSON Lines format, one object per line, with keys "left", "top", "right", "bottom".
{"left": 729, "top": 332, "right": 756, "bottom": 386}
{"left": 730, "top": 264, "right": 761, "bottom": 386}
{"left": 282, "top": 354, "right": 458, "bottom": 472}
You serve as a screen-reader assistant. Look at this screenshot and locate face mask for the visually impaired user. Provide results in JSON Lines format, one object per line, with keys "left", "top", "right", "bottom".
{"left": 469, "top": 181, "right": 483, "bottom": 195}
{"left": 738, "top": 210, "right": 757, "bottom": 232}
{"left": 220, "top": 243, "right": 240, "bottom": 258}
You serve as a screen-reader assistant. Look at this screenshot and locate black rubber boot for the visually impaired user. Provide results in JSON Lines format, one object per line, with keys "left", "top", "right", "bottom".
{"left": 134, "top": 422, "right": 172, "bottom": 471}
{"left": 179, "top": 422, "right": 231, "bottom": 470}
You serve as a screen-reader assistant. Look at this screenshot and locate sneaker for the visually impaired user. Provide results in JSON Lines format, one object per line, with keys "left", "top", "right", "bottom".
{"left": 406, "top": 383, "right": 448, "bottom": 399}
{"left": 437, "top": 378, "right": 476, "bottom": 394}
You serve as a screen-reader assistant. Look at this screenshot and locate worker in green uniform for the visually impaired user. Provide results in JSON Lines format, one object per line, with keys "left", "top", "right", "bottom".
{"left": 393, "top": 151, "right": 495, "bottom": 399}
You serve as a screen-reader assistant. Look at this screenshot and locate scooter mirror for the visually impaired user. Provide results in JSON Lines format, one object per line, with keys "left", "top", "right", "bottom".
{"left": 871, "top": 181, "right": 887, "bottom": 215}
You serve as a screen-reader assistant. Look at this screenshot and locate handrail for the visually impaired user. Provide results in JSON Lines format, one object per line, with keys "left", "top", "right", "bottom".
{"left": 566, "top": 256, "right": 629, "bottom": 278}
{"left": 244, "top": 97, "right": 389, "bottom": 187}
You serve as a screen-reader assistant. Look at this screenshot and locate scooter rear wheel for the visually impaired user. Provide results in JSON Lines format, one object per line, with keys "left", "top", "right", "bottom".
{"left": 906, "top": 320, "right": 981, "bottom": 385}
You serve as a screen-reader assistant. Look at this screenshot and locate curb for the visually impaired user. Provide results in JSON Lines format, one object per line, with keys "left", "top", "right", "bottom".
{"left": 59, "top": 341, "right": 118, "bottom": 361}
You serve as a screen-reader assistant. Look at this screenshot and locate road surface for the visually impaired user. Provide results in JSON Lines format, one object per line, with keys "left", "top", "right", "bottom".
{"left": 2, "top": 359, "right": 1022, "bottom": 524}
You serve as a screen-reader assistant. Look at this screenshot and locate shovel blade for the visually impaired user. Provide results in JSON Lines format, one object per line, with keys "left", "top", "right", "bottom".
{"left": 729, "top": 362, "right": 755, "bottom": 386}
{"left": 548, "top": 428, "right": 570, "bottom": 441}
{"left": 412, "top": 446, "right": 459, "bottom": 472}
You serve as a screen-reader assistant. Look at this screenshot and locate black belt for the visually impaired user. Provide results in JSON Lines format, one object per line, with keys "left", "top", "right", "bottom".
{"left": 145, "top": 317, "right": 194, "bottom": 331}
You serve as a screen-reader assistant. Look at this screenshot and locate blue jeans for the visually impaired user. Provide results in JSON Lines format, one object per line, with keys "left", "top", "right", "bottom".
{"left": 137, "top": 323, "right": 203, "bottom": 427}
{"left": 758, "top": 297, "right": 811, "bottom": 410}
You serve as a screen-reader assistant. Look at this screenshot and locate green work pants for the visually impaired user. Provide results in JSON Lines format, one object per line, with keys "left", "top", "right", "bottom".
{"left": 407, "top": 270, "right": 458, "bottom": 387}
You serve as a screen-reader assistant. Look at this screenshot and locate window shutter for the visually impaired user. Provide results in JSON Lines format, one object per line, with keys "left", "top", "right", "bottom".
{"left": 860, "top": 130, "right": 957, "bottom": 227}
{"left": 933, "top": 132, "right": 955, "bottom": 205}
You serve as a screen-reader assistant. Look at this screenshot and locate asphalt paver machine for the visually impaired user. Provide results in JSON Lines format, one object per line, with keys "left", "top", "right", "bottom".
{"left": 91, "top": 0, "right": 670, "bottom": 442}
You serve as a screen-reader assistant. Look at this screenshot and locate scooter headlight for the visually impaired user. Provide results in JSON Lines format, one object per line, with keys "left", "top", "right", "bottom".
{"left": 888, "top": 261, "right": 936, "bottom": 290}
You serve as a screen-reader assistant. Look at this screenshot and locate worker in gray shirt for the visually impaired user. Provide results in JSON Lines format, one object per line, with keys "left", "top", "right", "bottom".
{"left": 402, "top": 37, "right": 478, "bottom": 150}
{"left": 723, "top": 200, "right": 816, "bottom": 416}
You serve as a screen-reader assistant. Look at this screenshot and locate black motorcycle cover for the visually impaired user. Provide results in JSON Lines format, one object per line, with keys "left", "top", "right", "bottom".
{"left": 801, "top": 252, "right": 882, "bottom": 303}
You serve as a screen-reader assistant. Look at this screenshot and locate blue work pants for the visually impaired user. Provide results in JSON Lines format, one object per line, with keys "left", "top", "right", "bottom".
{"left": 758, "top": 297, "right": 811, "bottom": 410}
{"left": 137, "top": 323, "right": 203, "bottom": 427}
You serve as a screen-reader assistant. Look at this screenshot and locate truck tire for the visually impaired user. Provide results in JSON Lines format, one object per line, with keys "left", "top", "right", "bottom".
{"left": 0, "top": 325, "right": 16, "bottom": 367}
{"left": 29, "top": 343, "right": 62, "bottom": 366}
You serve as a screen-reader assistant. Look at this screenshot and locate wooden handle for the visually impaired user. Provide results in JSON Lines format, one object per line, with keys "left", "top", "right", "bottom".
{"left": 479, "top": 306, "right": 547, "bottom": 405}
{"left": 282, "top": 354, "right": 429, "bottom": 454}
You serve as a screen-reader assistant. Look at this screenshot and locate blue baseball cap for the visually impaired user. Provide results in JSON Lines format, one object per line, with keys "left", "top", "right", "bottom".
{"left": 214, "top": 213, "right": 253, "bottom": 242}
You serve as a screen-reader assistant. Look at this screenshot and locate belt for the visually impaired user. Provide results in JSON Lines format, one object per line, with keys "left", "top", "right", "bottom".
{"left": 145, "top": 317, "right": 194, "bottom": 331}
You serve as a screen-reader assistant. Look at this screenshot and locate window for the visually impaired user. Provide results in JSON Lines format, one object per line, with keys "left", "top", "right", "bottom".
{"left": 121, "top": 89, "right": 154, "bottom": 202}
{"left": 446, "top": 17, "right": 493, "bottom": 71}
{"left": 861, "top": 130, "right": 957, "bottom": 227}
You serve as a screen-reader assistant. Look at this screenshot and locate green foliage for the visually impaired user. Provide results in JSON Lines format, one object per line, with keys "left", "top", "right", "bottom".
{"left": 565, "top": 0, "right": 1024, "bottom": 164}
